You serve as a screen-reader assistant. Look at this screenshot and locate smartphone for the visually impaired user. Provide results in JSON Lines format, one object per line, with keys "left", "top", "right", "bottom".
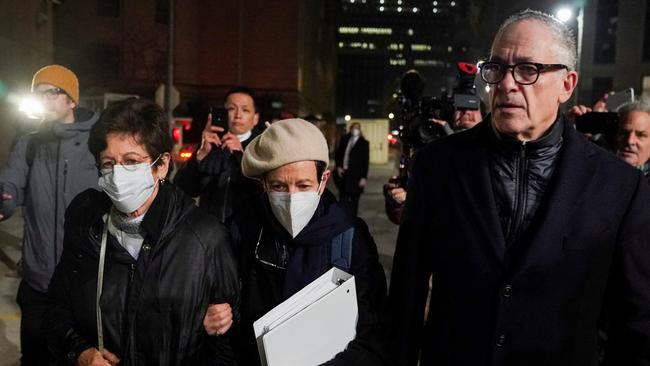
{"left": 606, "top": 88, "right": 635, "bottom": 111}
{"left": 210, "top": 107, "right": 229, "bottom": 136}
{"left": 575, "top": 112, "right": 619, "bottom": 136}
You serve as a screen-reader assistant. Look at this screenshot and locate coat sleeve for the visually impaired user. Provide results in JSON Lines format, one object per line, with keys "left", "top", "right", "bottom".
{"left": 175, "top": 148, "right": 228, "bottom": 198}
{"left": 202, "top": 221, "right": 240, "bottom": 366}
{"left": 43, "top": 199, "right": 95, "bottom": 365}
{"left": 384, "top": 148, "right": 436, "bottom": 366}
{"left": 321, "top": 220, "right": 388, "bottom": 366}
{"left": 360, "top": 139, "right": 369, "bottom": 179}
{"left": 602, "top": 172, "right": 650, "bottom": 365}
{"left": 0, "top": 134, "right": 31, "bottom": 218}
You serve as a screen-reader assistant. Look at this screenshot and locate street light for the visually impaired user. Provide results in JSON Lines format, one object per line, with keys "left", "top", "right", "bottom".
{"left": 556, "top": 7, "right": 573, "bottom": 23}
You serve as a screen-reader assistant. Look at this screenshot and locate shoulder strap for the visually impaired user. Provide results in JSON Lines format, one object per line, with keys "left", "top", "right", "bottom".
{"left": 330, "top": 227, "right": 354, "bottom": 272}
{"left": 25, "top": 133, "right": 40, "bottom": 168}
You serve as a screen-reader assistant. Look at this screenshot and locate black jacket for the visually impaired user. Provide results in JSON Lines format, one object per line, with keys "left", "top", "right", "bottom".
{"left": 174, "top": 133, "right": 262, "bottom": 223}
{"left": 334, "top": 134, "right": 370, "bottom": 194}
{"left": 45, "top": 184, "right": 239, "bottom": 366}
{"left": 386, "top": 115, "right": 650, "bottom": 365}
{"left": 230, "top": 189, "right": 387, "bottom": 365}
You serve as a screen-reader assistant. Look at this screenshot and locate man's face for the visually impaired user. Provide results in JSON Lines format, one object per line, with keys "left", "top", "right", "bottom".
{"left": 263, "top": 160, "right": 330, "bottom": 195}
{"left": 453, "top": 109, "right": 483, "bottom": 130}
{"left": 225, "top": 92, "right": 259, "bottom": 135}
{"left": 34, "top": 83, "right": 75, "bottom": 123}
{"left": 616, "top": 111, "right": 650, "bottom": 167}
{"left": 489, "top": 20, "right": 577, "bottom": 141}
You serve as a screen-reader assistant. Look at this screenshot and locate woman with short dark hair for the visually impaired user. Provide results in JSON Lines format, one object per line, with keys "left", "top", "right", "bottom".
{"left": 45, "top": 98, "right": 239, "bottom": 366}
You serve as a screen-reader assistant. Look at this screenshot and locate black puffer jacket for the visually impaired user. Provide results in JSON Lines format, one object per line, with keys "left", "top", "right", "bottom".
{"left": 45, "top": 184, "right": 239, "bottom": 366}
{"left": 488, "top": 117, "right": 564, "bottom": 247}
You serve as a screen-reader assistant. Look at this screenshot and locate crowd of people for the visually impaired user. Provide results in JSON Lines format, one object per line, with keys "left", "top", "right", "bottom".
{"left": 0, "top": 8, "right": 649, "bottom": 366}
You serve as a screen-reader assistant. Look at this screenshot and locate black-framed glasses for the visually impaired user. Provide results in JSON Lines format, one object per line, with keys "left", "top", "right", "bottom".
{"left": 33, "top": 87, "right": 68, "bottom": 100}
{"left": 254, "top": 227, "right": 288, "bottom": 270}
{"left": 480, "top": 61, "right": 569, "bottom": 85}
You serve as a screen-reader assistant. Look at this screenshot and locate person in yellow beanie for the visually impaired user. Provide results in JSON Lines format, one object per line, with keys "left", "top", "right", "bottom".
{"left": 0, "top": 64, "right": 99, "bottom": 365}
{"left": 203, "top": 118, "right": 387, "bottom": 365}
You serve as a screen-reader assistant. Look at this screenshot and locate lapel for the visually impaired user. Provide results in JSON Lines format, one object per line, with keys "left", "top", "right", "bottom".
{"left": 454, "top": 123, "right": 508, "bottom": 266}
{"left": 510, "top": 119, "right": 599, "bottom": 274}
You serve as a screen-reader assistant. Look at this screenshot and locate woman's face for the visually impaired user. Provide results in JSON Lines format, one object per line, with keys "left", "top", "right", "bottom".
{"left": 99, "top": 132, "right": 171, "bottom": 215}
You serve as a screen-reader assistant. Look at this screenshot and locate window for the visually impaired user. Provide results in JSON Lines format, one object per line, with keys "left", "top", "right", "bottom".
{"left": 643, "top": 1, "right": 650, "bottom": 60}
{"left": 97, "top": 0, "right": 119, "bottom": 17}
{"left": 156, "top": 0, "right": 169, "bottom": 24}
{"left": 593, "top": 0, "right": 618, "bottom": 64}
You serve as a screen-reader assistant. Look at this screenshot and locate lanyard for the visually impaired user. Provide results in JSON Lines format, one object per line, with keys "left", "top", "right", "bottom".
{"left": 96, "top": 214, "right": 109, "bottom": 353}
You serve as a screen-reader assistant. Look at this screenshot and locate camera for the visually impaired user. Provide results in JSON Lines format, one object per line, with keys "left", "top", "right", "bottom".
{"left": 396, "top": 62, "right": 480, "bottom": 149}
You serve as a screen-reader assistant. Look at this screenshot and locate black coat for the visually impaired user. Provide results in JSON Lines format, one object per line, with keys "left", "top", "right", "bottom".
{"left": 387, "top": 116, "right": 650, "bottom": 365}
{"left": 334, "top": 134, "right": 370, "bottom": 195}
{"left": 45, "top": 184, "right": 239, "bottom": 366}
{"left": 175, "top": 134, "right": 262, "bottom": 223}
{"left": 230, "top": 190, "right": 387, "bottom": 365}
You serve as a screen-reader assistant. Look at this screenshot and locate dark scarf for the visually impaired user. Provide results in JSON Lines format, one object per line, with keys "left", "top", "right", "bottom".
{"left": 261, "top": 190, "right": 355, "bottom": 299}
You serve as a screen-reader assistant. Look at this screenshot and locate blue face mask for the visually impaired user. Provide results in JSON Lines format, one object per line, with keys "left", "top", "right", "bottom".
{"left": 98, "top": 159, "right": 158, "bottom": 214}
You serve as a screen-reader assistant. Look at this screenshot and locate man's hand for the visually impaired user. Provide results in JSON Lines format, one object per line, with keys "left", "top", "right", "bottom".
{"left": 593, "top": 92, "right": 613, "bottom": 112}
{"left": 336, "top": 167, "right": 345, "bottom": 178}
{"left": 358, "top": 178, "right": 367, "bottom": 188}
{"left": 385, "top": 182, "right": 407, "bottom": 205}
{"left": 430, "top": 117, "right": 449, "bottom": 128}
{"left": 203, "top": 303, "right": 233, "bottom": 336}
{"left": 0, "top": 192, "right": 12, "bottom": 221}
{"left": 567, "top": 105, "right": 592, "bottom": 123}
{"left": 220, "top": 133, "right": 243, "bottom": 153}
{"left": 76, "top": 348, "right": 120, "bottom": 366}
{"left": 196, "top": 113, "right": 226, "bottom": 162}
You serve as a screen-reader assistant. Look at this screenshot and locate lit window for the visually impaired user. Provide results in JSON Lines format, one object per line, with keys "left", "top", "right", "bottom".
{"left": 413, "top": 7, "right": 418, "bottom": 13}
{"left": 379, "top": 6, "right": 384, "bottom": 11}
{"left": 360, "top": 27, "right": 392, "bottom": 35}
{"left": 450, "top": 1, "right": 456, "bottom": 6}
{"left": 338, "top": 26, "right": 360, "bottom": 34}
{"left": 433, "top": 1, "right": 438, "bottom": 5}
{"left": 338, "top": 42, "right": 344, "bottom": 48}
{"left": 447, "top": 46, "right": 453, "bottom": 52}
{"left": 398, "top": 0, "right": 402, "bottom": 4}
{"left": 397, "top": 7, "right": 402, "bottom": 12}
{"left": 433, "top": 8, "right": 438, "bottom": 13}
{"left": 407, "top": 28, "right": 414, "bottom": 36}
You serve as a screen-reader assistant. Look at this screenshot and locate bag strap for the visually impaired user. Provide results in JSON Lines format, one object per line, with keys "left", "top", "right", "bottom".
{"left": 96, "top": 214, "right": 109, "bottom": 353}
{"left": 330, "top": 227, "right": 354, "bottom": 272}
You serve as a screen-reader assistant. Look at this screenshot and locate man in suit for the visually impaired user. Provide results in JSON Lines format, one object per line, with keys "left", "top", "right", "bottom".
{"left": 334, "top": 122, "right": 369, "bottom": 216}
{"left": 386, "top": 9, "right": 650, "bottom": 366}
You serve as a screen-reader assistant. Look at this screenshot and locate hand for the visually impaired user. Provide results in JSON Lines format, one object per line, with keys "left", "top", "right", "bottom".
{"left": 593, "top": 92, "right": 613, "bottom": 112}
{"left": 0, "top": 192, "right": 12, "bottom": 220}
{"left": 203, "top": 303, "right": 233, "bottom": 336}
{"left": 76, "top": 348, "right": 120, "bottom": 366}
{"left": 358, "top": 178, "right": 367, "bottom": 188}
{"left": 566, "top": 105, "right": 592, "bottom": 123}
{"left": 196, "top": 113, "right": 226, "bottom": 162}
{"left": 220, "top": 133, "right": 243, "bottom": 153}
{"left": 336, "top": 167, "right": 345, "bottom": 177}
{"left": 389, "top": 186, "right": 407, "bottom": 205}
{"left": 430, "top": 117, "right": 449, "bottom": 127}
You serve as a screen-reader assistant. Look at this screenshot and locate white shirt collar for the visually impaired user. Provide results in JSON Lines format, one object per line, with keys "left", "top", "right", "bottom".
{"left": 237, "top": 131, "right": 252, "bottom": 142}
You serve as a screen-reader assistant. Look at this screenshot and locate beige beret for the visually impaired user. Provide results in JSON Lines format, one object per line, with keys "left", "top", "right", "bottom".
{"left": 242, "top": 118, "right": 329, "bottom": 179}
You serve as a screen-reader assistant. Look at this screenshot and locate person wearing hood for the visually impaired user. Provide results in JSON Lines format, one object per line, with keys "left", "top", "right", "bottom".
{"left": 203, "top": 118, "right": 386, "bottom": 365}
{"left": 0, "top": 64, "right": 100, "bottom": 365}
{"left": 44, "top": 98, "right": 239, "bottom": 365}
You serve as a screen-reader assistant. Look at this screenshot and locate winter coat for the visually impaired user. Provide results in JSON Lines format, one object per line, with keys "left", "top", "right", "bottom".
{"left": 230, "top": 189, "right": 387, "bottom": 366}
{"left": 174, "top": 133, "right": 262, "bottom": 223}
{"left": 387, "top": 115, "right": 650, "bottom": 365}
{"left": 334, "top": 134, "right": 370, "bottom": 195}
{"left": 44, "top": 184, "right": 239, "bottom": 366}
{"left": 0, "top": 108, "right": 99, "bottom": 293}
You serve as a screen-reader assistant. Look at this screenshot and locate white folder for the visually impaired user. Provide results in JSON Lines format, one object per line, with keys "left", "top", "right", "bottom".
{"left": 253, "top": 267, "right": 358, "bottom": 366}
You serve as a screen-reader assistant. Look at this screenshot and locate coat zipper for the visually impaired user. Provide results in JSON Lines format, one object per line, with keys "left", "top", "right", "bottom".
{"left": 508, "top": 142, "right": 528, "bottom": 244}
{"left": 53, "top": 140, "right": 61, "bottom": 260}
{"left": 221, "top": 175, "right": 231, "bottom": 223}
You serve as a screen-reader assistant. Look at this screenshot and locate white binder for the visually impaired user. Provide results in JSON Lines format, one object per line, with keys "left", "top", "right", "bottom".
{"left": 253, "top": 267, "right": 358, "bottom": 366}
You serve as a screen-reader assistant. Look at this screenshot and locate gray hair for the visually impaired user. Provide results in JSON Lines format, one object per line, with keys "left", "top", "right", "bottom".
{"left": 618, "top": 101, "right": 650, "bottom": 119}
{"left": 493, "top": 9, "right": 577, "bottom": 71}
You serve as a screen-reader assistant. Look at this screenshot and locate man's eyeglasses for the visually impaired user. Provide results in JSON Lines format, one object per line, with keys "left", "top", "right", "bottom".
{"left": 98, "top": 154, "right": 161, "bottom": 173}
{"left": 480, "top": 61, "right": 569, "bottom": 85}
{"left": 33, "top": 87, "right": 68, "bottom": 100}
{"left": 254, "top": 228, "right": 288, "bottom": 270}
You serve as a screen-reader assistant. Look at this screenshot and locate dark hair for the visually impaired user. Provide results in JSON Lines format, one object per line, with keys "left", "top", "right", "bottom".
{"left": 316, "top": 161, "right": 327, "bottom": 183}
{"left": 224, "top": 86, "right": 258, "bottom": 112}
{"left": 88, "top": 98, "right": 173, "bottom": 167}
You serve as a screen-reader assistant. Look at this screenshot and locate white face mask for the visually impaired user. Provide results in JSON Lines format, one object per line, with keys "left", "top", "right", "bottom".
{"left": 267, "top": 181, "right": 323, "bottom": 238}
{"left": 98, "top": 160, "right": 158, "bottom": 214}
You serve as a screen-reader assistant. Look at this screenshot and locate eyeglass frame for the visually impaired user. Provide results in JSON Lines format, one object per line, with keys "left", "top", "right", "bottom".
{"left": 98, "top": 154, "right": 162, "bottom": 173}
{"left": 479, "top": 61, "right": 569, "bottom": 85}
{"left": 33, "top": 87, "right": 69, "bottom": 101}
{"left": 254, "top": 227, "right": 289, "bottom": 270}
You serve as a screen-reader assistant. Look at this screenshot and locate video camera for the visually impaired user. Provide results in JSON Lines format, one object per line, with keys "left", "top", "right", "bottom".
{"left": 396, "top": 62, "right": 480, "bottom": 149}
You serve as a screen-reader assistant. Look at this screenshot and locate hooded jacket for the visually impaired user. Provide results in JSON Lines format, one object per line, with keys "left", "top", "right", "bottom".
{"left": 230, "top": 189, "right": 387, "bottom": 366}
{"left": 45, "top": 184, "right": 239, "bottom": 365}
{"left": 0, "top": 108, "right": 99, "bottom": 293}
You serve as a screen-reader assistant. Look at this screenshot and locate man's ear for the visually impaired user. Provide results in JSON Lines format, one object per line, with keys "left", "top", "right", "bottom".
{"left": 319, "top": 169, "right": 331, "bottom": 195}
{"left": 253, "top": 112, "right": 260, "bottom": 126}
{"left": 559, "top": 70, "right": 579, "bottom": 104}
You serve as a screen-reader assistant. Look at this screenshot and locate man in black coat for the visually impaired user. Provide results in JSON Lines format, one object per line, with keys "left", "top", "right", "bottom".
{"left": 386, "top": 10, "right": 650, "bottom": 366}
{"left": 175, "top": 86, "right": 262, "bottom": 223}
{"left": 334, "top": 122, "right": 370, "bottom": 216}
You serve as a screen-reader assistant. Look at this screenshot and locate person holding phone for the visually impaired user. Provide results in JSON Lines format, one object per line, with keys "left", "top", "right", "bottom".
{"left": 175, "top": 86, "right": 263, "bottom": 224}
